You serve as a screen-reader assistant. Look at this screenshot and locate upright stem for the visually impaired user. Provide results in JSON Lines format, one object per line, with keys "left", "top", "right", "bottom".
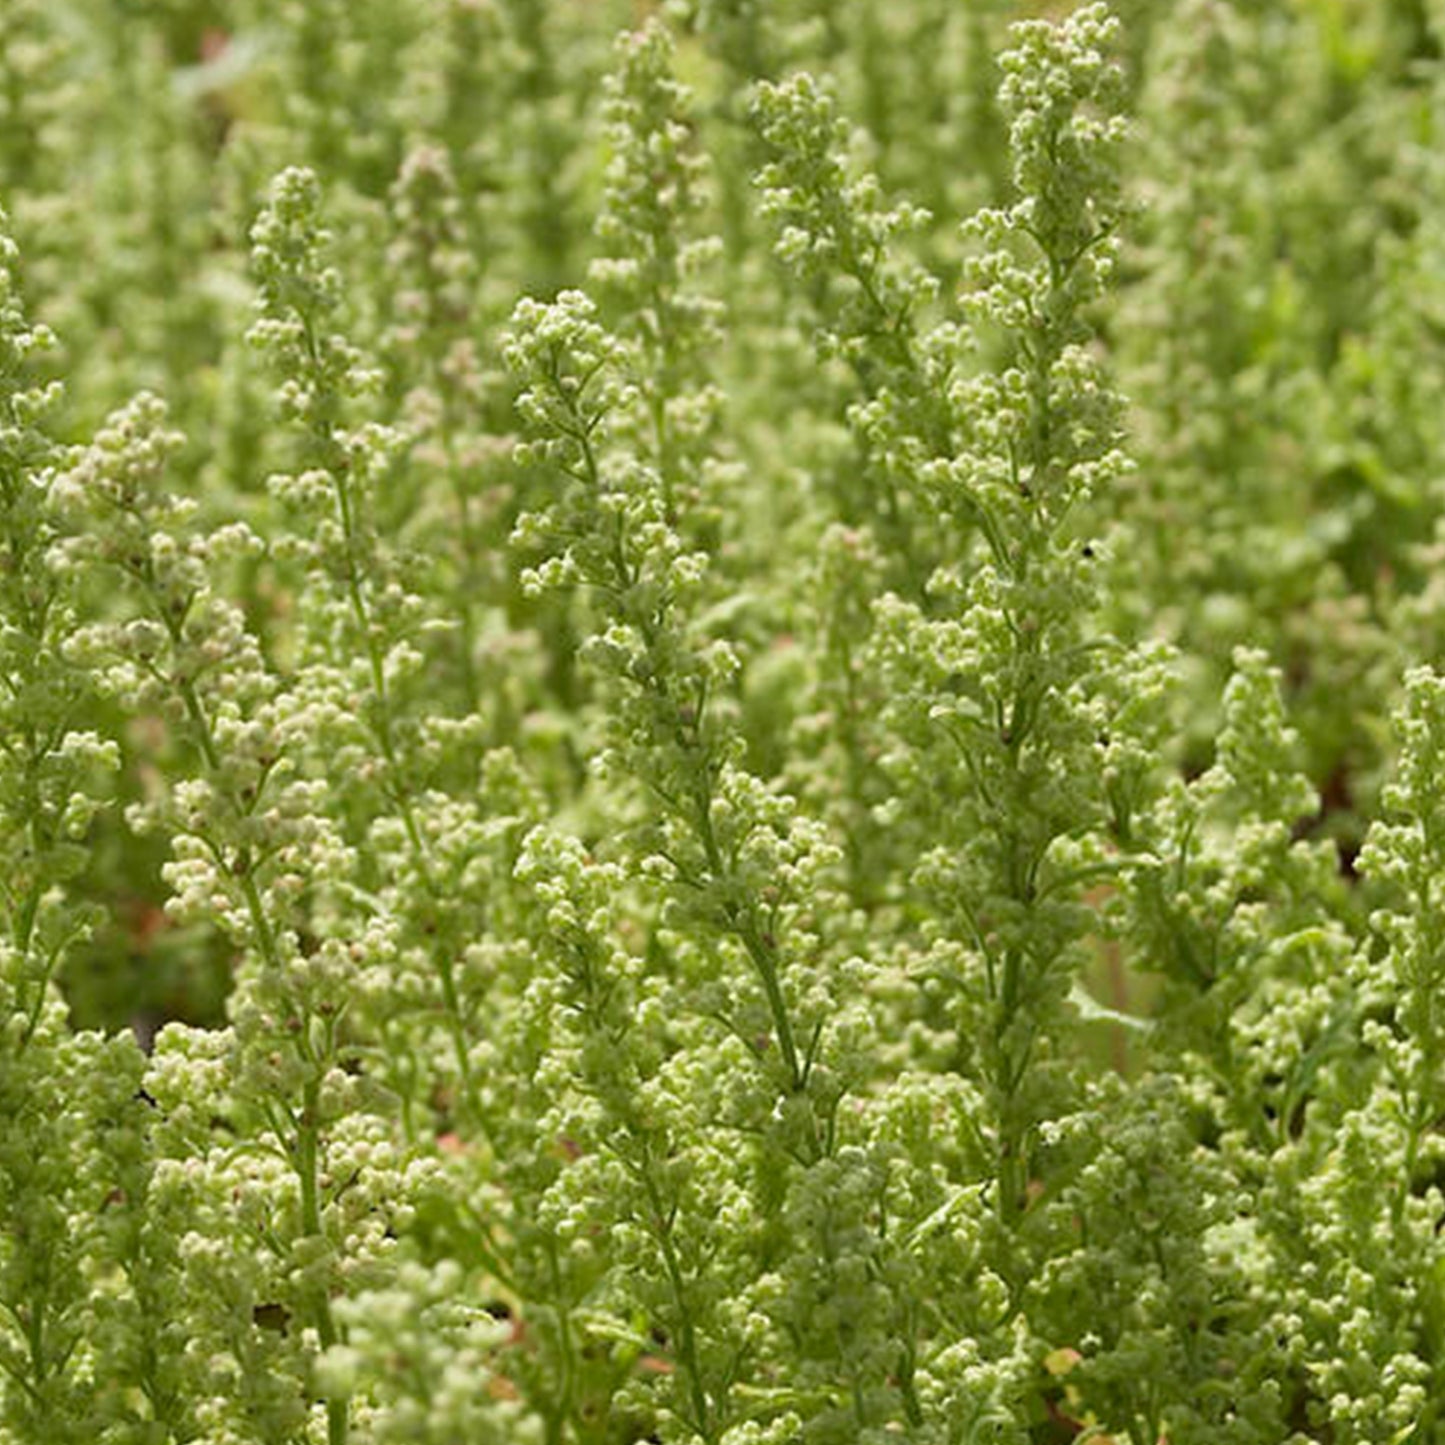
{"left": 566, "top": 384, "right": 817, "bottom": 1124}
{"left": 298, "top": 1076, "right": 347, "bottom": 1445}
{"left": 148, "top": 568, "right": 348, "bottom": 1441}
{"left": 300, "top": 323, "right": 478, "bottom": 1115}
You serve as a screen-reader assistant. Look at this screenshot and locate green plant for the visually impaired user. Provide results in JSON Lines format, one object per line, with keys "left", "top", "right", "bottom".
{"left": 5, "top": 2, "right": 1445, "bottom": 1442}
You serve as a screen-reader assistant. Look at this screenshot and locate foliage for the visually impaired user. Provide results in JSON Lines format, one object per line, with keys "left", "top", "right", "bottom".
{"left": 2, "top": 2, "right": 1443, "bottom": 1441}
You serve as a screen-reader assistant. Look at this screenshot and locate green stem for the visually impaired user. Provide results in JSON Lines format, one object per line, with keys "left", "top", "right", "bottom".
{"left": 303, "top": 331, "right": 479, "bottom": 1115}
{"left": 297, "top": 1075, "right": 347, "bottom": 1445}
{"left": 639, "top": 1159, "right": 716, "bottom": 1444}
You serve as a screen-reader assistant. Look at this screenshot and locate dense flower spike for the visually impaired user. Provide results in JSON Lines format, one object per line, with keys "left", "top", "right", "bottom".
{"left": 751, "top": 70, "right": 949, "bottom": 594}
{"left": 0, "top": 208, "right": 136, "bottom": 1445}
{"left": 591, "top": 21, "right": 726, "bottom": 532}
{"left": 4, "top": 3, "right": 1445, "bottom": 1441}
{"left": 504, "top": 284, "right": 853, "bottom": 1146}
{"left": 873, "top": 3, "right": 1151, "bottom": 1263}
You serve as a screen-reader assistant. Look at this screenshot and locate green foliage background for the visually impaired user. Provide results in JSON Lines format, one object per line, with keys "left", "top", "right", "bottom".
{"left": 4, "top": 0, "right": 1445, "bottom": 1441}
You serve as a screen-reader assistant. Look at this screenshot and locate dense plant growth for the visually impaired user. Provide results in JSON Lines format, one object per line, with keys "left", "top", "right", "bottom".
{"left": 4, "top": 1, "right": 1445, "bottom": 1440}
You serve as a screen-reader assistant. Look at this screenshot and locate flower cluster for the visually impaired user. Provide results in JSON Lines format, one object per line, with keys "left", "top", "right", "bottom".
{"left": 6, "top": 2, "right": 1445, "bottom": 1442}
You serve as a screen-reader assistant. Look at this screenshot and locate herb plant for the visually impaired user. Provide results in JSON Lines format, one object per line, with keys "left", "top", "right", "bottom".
{"left": 3, "top": 2, "right": 1445, "bottom": 1442}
